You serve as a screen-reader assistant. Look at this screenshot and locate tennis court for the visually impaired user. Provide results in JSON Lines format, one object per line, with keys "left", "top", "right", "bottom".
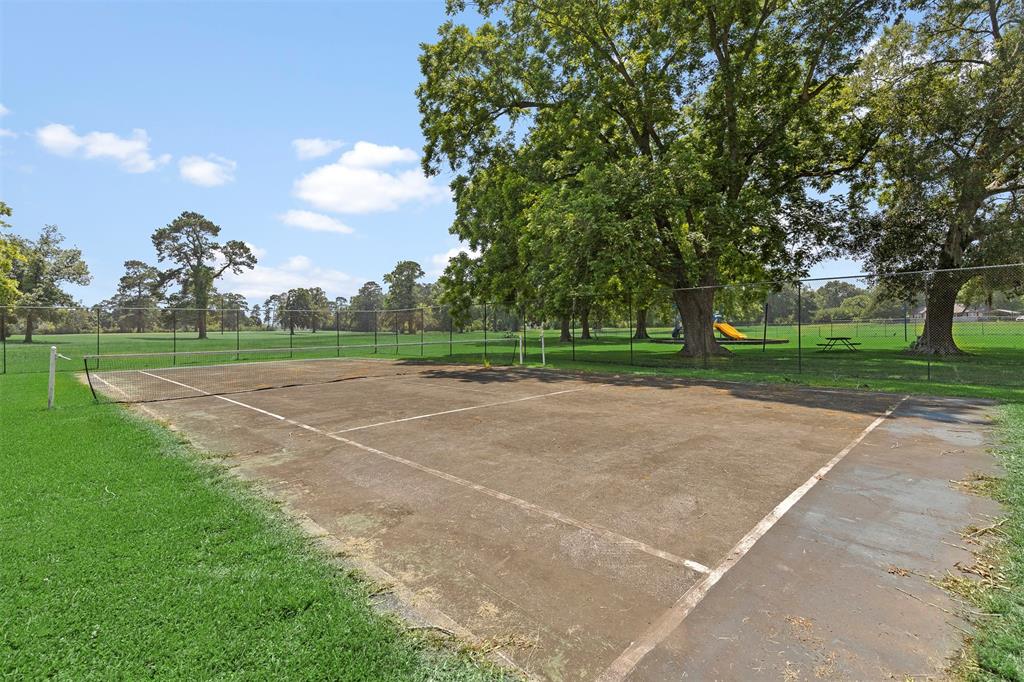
{"left": 86, "top": 356, "right": 997, "bottom": 680}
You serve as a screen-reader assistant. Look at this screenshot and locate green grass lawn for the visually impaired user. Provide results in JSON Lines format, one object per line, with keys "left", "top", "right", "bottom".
{"left": 959, "top": 402, "right": 1024, "bottom": 680}
{"left": 0, "top": 371, "right": 508, "bottom": 680}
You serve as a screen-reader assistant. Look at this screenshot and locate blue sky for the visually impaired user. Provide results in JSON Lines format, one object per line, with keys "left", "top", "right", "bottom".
{"left": 0, "top": 0, "right": 858, "bottom": 306}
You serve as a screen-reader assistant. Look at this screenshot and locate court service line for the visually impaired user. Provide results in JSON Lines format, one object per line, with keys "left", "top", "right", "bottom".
{"left": 327, "top": 387, "right": 593, "bottom": 435}
{"left": 594, "top": 395, "right": 910, "bottom": 682}
{"left": 136, "top": 370, "right": 712, "bottom": 575}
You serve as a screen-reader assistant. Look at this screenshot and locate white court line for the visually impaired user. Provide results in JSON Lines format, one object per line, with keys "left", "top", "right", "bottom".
{"left": 595, "top": 395, "right": 910, "bottom": 682}
{"left": 136, "top": 370, "right": 711, "bottom": 575}
{"left": 328, "top": 387, "right": 592, "bottom": 434}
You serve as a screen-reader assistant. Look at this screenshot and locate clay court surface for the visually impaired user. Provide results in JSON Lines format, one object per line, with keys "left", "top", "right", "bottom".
{"left": 91, "top": 359, "right": 998, "bottom": 680}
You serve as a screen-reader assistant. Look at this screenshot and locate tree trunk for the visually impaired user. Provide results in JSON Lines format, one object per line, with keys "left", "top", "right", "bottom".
{"left": 136, "top": 309, "right": 144, "bottom": 334}
{"left": 672, "top": 288, "right": 729, "bottom": 357}
{"left": 633, "top": 307, "right": 650, "bottom": 339}
{"left": 580, "top": 305, "right": 592, "bottom": 340}
{"left": 197, "top": 310, "right": 208, "bottom": 339}
{"left": 23, "top": 312, "right": 35, "bottom": 343}
{"left": 559, "top": 317, "right": 572, "bottom": 342}
{"left": 910, "top": 270, "right": 967, "bottom": 355}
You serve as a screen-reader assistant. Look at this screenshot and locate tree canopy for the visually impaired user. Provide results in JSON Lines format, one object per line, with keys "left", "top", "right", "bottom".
{"left": 9, "top": 224, "right": 91, "bottom": 342}
{"left": 847, "top": 0, "right": 1024, "bottom": 353}
{"left": 151, "top": 211, "right": 256, "bottom": 339}
{"left": 0, "top": 201, "right": 26, "bottom": 306}
{"left": 419, "top": 0, "right": 897, "bottom": 356}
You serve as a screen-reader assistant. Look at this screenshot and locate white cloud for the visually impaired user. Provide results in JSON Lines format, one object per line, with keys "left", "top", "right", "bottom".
{"left": 338, "top": 141, "right": 418, "bottom": 168}
{"left": 221, "top": 252, "right": 360, "bottom": 300}
{"left": 293, "top": 140, "right": 447, "bottom": 214}
{"left": 0, "top": 104, "right": 9, "bottom": 117}
{"left": 35, "top": 123, "right": 170, "bottom": 173}
{"left": 292, "top": 137, "right": 344, "bottom": 160}
{"left": 428, "top": 243, "right": 480, "bottom": 277}
{"left": 0, "top": 129, "right": 15, "bottom": 138}
{"left": 179, "top": 154, "right": 236, "bottom": 187}
{"left": 278, "top": 209, "right": 354, "bottom": 234}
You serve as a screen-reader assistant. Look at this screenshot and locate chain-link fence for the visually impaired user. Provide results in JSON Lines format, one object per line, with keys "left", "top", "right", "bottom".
{"left": 4, "top": 264, "right": 1022, "bottom": 390}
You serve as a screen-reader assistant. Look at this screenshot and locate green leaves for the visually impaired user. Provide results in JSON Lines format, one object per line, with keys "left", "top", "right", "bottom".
{"left": 151, "top": 211, "right": 257, "bottom": 310}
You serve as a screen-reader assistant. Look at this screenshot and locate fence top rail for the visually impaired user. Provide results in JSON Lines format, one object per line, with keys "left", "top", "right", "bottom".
{"left": 663, "top": 262, "right": 1024, "bottom": 293}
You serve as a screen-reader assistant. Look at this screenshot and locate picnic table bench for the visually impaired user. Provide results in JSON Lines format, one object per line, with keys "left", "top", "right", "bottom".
{"left": 817, "top": 336, "right": 861, "bottom": 351}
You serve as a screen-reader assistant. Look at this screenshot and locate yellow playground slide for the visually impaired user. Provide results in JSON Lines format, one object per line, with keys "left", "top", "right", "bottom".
{"left": 714, "top": 322, "right": 748, "bottom": 340}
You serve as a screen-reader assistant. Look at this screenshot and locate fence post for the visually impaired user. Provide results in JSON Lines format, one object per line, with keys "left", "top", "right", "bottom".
{"left": 797, "top": 283, "right": 803, "bottom": 374}
{"left": 96, "top": 307, "right": 101, "bottom": 355}
{"left": 374, "top": 310, "right": 378, "bottom": 353}
{"left": 336, "top": 309, "right": 340, "bottom": 357}
{"left": 221, "top": 307, "right": 225, "bottom": 335}
{"left": 483, "top": 303, "right": 488, "bottom": 362}
{"left": 1, "top": 307, "right": 6, "bottom": 375}
{"left": 235, "top": 310, "right": 240, "bottom": 361}
{"left": 172, "top": 310, "right": 177, "bottom": 365}
{"left": 762, "top": 300, "right": 769, "bottom": 353}
{"left": 904, "top": 304, "right": 909, "bottom": 342}
{"left": 571, "top": 299, "right": 576, "bottom": 362}
{"left": 394, "top": 310, "right": 399, "bottom": 355}
{"left": 420, "top": 308, "right": 425, "bottom": 356}
{"left": 449, "top": 306, "right": 453, "bottom": 357}
{"left": 627, "top": 292, "right": 634, "bottom": 365}
{"left": 926, "top": 277, "right": 932, "bottom": 381}
{"left": 522, "top": 309, "right": 527, "bottom": 364}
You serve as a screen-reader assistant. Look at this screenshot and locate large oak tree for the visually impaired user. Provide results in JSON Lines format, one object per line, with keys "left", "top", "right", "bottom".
{"left": 419, "top": 0, "right": 896, "bottom": 356}
{"left": 152, "top": 211, "right": 256, "bottom": 339}
{"left": 848, "top": 0, "right": 1024, "bottom": 354}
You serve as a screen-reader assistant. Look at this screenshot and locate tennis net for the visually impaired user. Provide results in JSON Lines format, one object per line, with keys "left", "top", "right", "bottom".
{"left": 81, "top": 339, "right": 516, "bottom": 403}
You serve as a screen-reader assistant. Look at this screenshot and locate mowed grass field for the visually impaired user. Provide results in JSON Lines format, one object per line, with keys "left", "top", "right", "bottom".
{"left": 0, "top": 371, "right": 509, "bottom": 680}
{"left": 9, "top": 318, "right": 1022, "bottom": 398}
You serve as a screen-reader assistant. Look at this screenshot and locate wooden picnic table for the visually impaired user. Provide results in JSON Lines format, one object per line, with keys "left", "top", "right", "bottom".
{"left": 817, "top": 336, "right": 861, "bottom": 351}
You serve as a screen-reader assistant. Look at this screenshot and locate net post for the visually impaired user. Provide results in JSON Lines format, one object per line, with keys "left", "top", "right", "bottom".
{"left": 518, "top": 309, "right": 525, "bottom": 365}
{"left": 48, "top": 346, "right": 57, "bottom": 410}
{"left": 540, "top": 320, "right": 546, "bottom": 366}
{"left": 83, "top": 356, "right": 98, "bottom": 401}
{"left": 797, "top": 282, "right": 803, "bottom": 374}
